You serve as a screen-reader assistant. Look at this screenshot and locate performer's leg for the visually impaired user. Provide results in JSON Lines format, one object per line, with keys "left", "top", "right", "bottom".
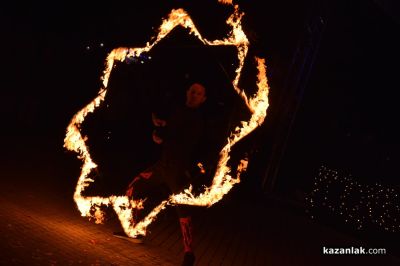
{"left": 114, "top": 164, "right": 166, "bottom": 242}
{"left": 164, "top": 167, "right": 195, "bottom": 265}
{"left": 178, "top": 211, "right": 193, "bottom": 253}
{"left": 128, "top": 177, "right": 147, "bottom": 222}
{"left": 113, "top": 171, "right": 151, "bottom": 242}
{"left": 177, "top": 206, "right": 195, "bottom": 266}
{"left": 126, "top": 169, "right": 153, "bottom": 198}
{"left": 128, "top": 167, "right": 167, "bottom": 222}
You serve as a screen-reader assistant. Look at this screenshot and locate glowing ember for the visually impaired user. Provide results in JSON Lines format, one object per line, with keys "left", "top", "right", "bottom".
{"left": 64, "top": 3, "right": 270, "bottom": 238}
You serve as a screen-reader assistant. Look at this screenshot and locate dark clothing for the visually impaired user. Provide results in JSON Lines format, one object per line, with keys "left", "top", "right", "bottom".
{"left": 131, "top": 105, "right": 206, "bottom": 218}
{"left": 157, "top": 105, "right": 205, "bottom": 167}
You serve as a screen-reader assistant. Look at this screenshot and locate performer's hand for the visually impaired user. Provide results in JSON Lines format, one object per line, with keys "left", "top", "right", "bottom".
{"left": 152, "top": 130, "right": 163, "bottom": 144}
{"left": 152, "top": 113, "right": 167, "bottom": 127}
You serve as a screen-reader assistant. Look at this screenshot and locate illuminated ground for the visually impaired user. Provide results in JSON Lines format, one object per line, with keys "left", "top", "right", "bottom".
{"left": 1, "top": 135, "right": 399, "bottom": 266}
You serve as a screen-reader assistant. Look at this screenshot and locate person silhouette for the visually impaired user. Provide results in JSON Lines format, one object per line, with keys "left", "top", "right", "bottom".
{"left": 115, "top": 82, "right": 207, "bottom": 266}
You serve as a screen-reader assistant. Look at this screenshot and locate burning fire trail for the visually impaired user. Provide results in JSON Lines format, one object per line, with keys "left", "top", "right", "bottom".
{"left": 64, "top": 3, "right": 270, "bottom": 237}
{"left": 219, "top": 0, "right": 233, "bottom": 5}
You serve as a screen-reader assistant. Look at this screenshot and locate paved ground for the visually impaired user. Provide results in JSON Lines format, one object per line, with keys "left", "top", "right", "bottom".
{"left": 1, "top": 134, "right": 400, "bottom": 265}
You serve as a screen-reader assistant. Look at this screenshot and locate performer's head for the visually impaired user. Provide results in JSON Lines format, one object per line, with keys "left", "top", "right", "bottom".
{"left": 185, "top": 83, "right": 207, "bottom": 108}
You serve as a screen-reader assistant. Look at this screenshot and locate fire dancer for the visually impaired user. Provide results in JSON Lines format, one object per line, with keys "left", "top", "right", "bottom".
{"left": 115, "top": 82, "right": 207, "bottom": 266}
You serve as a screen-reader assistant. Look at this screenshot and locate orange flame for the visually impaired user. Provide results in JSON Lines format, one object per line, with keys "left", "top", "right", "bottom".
{"left": 64, "top": 4, "right": 270, "bottom": 238}
{"left": 218, "top": 0, "right": 233, "bottom": 5}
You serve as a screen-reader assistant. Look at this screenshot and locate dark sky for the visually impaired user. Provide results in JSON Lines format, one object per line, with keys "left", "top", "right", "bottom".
{"left": 276, "top": 0, "right": 400, "bottom": 192}
{"left": 0, "top": 0, "right": 315, "bottom": 132}
{"left": 1, "top": 0, "right": 399, "bottom": 193}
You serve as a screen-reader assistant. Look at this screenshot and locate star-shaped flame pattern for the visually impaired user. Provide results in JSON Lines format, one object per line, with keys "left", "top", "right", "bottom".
{"left": 64, "top": 3, "right": 270, "bottom": 238}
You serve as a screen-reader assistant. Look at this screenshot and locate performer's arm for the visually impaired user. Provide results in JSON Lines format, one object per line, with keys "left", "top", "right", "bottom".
{"left": 152, "top": 112, "right": 166, "bottom": 127}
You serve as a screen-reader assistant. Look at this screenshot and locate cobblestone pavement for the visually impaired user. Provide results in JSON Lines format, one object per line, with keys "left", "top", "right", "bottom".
{"left": 1, "top": 136, "right": 400, "bottom": 266}
{"left": 0, "top": 137, "right": 180, "bottom": 266}
{"left": 0, "top": 183, "right": 180, "bottom": 266}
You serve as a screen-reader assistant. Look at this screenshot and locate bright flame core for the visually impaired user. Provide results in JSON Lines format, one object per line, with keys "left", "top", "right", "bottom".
{"left": 64, "top": 5, "right": 270, "bottom": 237}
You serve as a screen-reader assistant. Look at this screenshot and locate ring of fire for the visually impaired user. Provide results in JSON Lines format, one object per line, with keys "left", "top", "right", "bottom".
{"left": 64, "top": 3, "right": 270, "bottom": 238}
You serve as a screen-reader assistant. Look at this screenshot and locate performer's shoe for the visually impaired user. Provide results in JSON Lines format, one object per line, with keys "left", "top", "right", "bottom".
{"left": 113, "top": 231, "right": 145, "bottom": 244}
{"left": 181, "top": 252, "right": 195, "bottom": 266}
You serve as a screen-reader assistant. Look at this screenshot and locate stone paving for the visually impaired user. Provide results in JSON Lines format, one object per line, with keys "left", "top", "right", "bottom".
{"left": 1, "top": 136, "right": 400, "bottom": 265}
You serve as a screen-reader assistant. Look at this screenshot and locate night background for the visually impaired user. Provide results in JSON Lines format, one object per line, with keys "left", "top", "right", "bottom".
{"left": 1, "top": 0, "right": 400, "bottom": 265}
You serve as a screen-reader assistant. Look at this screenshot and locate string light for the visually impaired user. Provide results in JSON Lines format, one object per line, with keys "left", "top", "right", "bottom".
{"left": 306, "top": 165, "right": 400, "bottom": 233}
